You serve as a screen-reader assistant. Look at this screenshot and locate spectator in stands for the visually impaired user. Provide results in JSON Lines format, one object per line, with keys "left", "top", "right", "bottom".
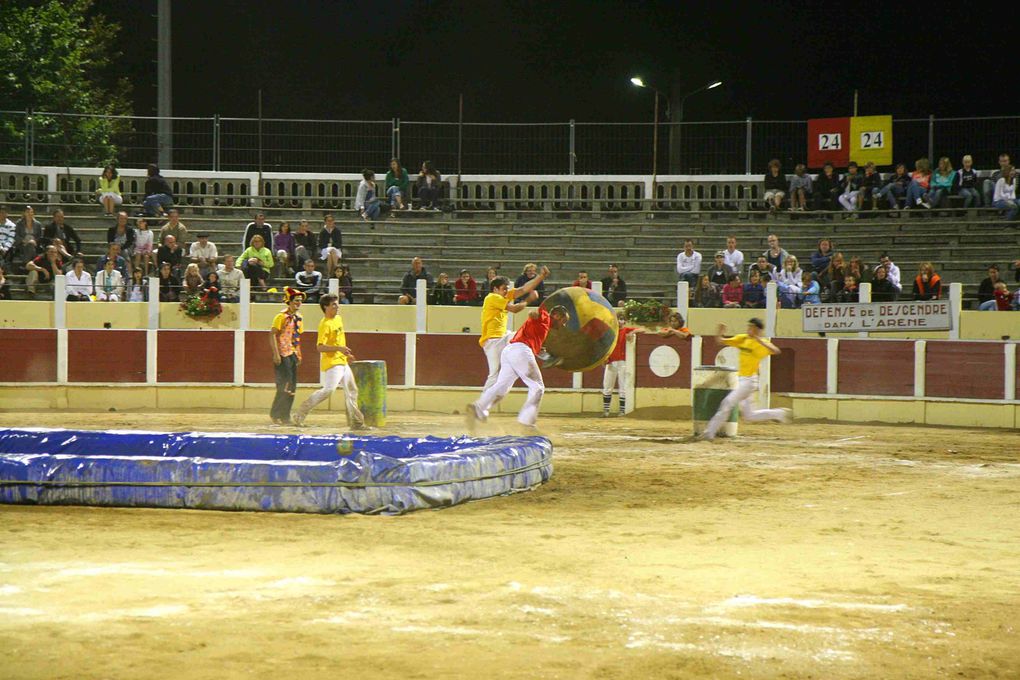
{"left": 693, "top": 274, "right": 721, "bottom": 308}
{"left": 237, "top": 234, "right": 273, "bottom": 290}
{"left": 189, "top": 232, "right": 218, "bottom": 278}
{"left": 912, "top": 262, "right": 942, "bottom": 300}
{"left": 417, "top": 161, "right": 442, "bottom": 210}
{"left": 823, "top": 252, "right": 847, "bottom": 301}
{"left": 722, "top": 273, "right": 743, "bottom": 308}
{"left": 106, "top": 212, "right": 136, "bottom": 265}
{"left": 848, "top": 256, "right": 870, "bottom": 285}
{"left": 356, "top": 170, "right": 382, "bottom": 220}
{"left": 204, "top": 272, "right": 221, "bottom": 303}
{"left": 0, "top": 206, "right": 14, "bottom": 265}
{"left": 813, "top": 163, "right": 840, "bottom": 211}
{"left": 272, "top": 222, "right": 294, "bottom": 278}
{"left": 294, "top": 258, "right": 323, "bottom": 302}
{"left": 763, "top": 233, "right": 788, "bottom": 271}
{"left": 835, "top": 274, "right": 859, "bottom": 303}
{"left": 96, "top": 243, "right": 129, "bottom": 279}
{"left": 12, "top": 206, "right": 43, "bottom": 271}
{"left": 977, "top": 265, "right": 1002, "bottom": 307}
{"left": 157, "top": 262, "right": 179, "bottom": 302}
{"left": 514, "top": 263, "right": 545, "bottom": 304}
{"left": 723, "top": 236, "right": 744, "bottom": 272}
{"left": 875, "top": 163, "right": 911, "bottom": 210}
{"left": 217, "top": 256, "right": 242, "bottom": 303}
{"left": 749, "top": 255, "right": 774, "bottom": 280}
{"left": 156, "top": 235, "right": 183, "bottom": 278}
{"left": 385, "top": 158, "right": 410, "bottom": 210}
{"left": 335, "top": 264, "right": 354, "bottom": 304}
{"left": 675, "top": 239, "right": 702, "bottom": 292}
{"left": 158, "top": 208, "right": 189, "bottom": 252}
{"left": 708, "top": 252, "right": 732, "bottom": 286}
{"left": 0, "top": 264, "right": 9, "bottom": 300}
{"left": 572, "top": 271, "right": 592, "bottom": 289}
{"left": 127, "top": 268, "right": 146, "bottom": 302}
{"left": 811, "top": 238, "right": 834, "bottom": 274}
{"left": 318, "top": 213, "right": 343, "bottom": 276}
{"left": 454, "top": 269, "right": 479, "bottom": 306}
{"left": 763, "top": 159, "right": 787, "bottom": 212}
{"left": 133, "top": 218, "right": 154, "bottom": 276}
{"left": 657, "top": 311, "right": 692, "bottom": 340}
{"left": 43, "top": 209, "right": 83, "bottom": 258}
{"left": 980, "top": 281, "right": 1012, "bottom": 311}
{"left": 776, "top": 255, "right": 803, "bottom": 308}
{"left": 787, "top": 164, "right": 812, "bottom": 211}
{"left": 242, "top": 212, "right": 272, "bottom": 253}
{"left": 399, "top": 256, "right": 434, "bottom": 305}
{"left": 742, "top": 269, "right": 765, "bottom": 308}
{"left": 65, "top": 259, "right": 93, "bottom": 302}
{"left": 601, "top": 264, "right": 627, "bottom": 307}
{"left": 292, "top": 220, "right": 316, "bottom": 268}
{"left": 837, "top": 161, "right": 863, "bottom": 212}
{"left": 799, "top": 272, "right": 821, "bottom": 306}
{"left": 878, "top": 253, "right": 902, "bottom": 300}
{"left": 956, "top": 155, "right": 981, "bottom": 208}
{"left": 96, "top": 164, "right": 122, "bottom": 216}
{"left": 94, "top": 258, "right": 124, "bottom": 302}
{"left": 928, "top": 157, "right": 955, "bottom": 209}
{"left": 906, "top": 157, "right": 933, "bottom": 209}
{"left": 143, "top": 164, "right": 174, "bottom": 216}
{"left": 180, "top": 263, "right": 205, "bottom": 301}
{"left": 992, "top": 165, "right": 1018, "bottom": 220}
{"left": 870, "top": 265, "right": 897, "bottom": 302}
{"left": 857, "top": 162, "right": 881, "bottom": 210}
{"left": 983, "top": 153, "right": 1011, "bottom": 208}
{"left": 429, "top": 272, "right": 455, "bottom": 305}
{"left": 480, "top": 266, "right": 499, "bottom": 298}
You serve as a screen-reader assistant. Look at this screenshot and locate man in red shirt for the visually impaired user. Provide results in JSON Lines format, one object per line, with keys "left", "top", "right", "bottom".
{"left": 469, "top": 305, "right": 569, "bottom": 428}
{"left": 601, "top": 314, "right": 643, "bottom": 418}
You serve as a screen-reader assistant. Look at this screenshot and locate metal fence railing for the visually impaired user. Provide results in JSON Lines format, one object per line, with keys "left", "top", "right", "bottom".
{"left": 2, "top": 110, "right": 1018, "bottom": 175}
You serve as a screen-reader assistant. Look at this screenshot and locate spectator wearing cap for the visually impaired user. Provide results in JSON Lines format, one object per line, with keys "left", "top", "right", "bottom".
{"left": 708, "top": 251, "right": 733, "bottom": 286}
{"left": 454, "top": 269, "right": 479, "bottom": 306}
{"left": 189, "top": 232, "right": 218, "bottom": 278}
{"left": 600, "top": 264, "right": 628, "bottom": 307}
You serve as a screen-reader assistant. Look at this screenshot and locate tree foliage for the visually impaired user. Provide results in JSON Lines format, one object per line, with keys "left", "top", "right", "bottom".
{"left": 0, "top": 0, "right": 133, "bottom": 166}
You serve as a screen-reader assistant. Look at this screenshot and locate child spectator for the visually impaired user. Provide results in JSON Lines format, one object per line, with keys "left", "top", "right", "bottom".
{"left": 127, "top": 268, "right": 146, "bottom": 302}
{"left": 294, "top": 259, "right": 323, "bottom": 302}
{"left": 763, "top": 159, "right": 787, "bottom": 212}
{"left": 157, "top": 262, "right": 179, "bottom": 302}
{"left": 811, "top": 238, "right": 834, "bottom": 274}
{"left": 928, "top": 157, "right": 954, "bottom": 209}
{"left": 837, "top": 161, "right": 863, "bottom": 212}
{"left": 788, "top": 164, "right": 812, "bottom": 211}
{"left": 799, "top": 272, "right": 821, "bottom": 305}
{"left": 94, "top": 258, "right": 124, "bottom": 302}
{"left": 217, "top": 257, "right": 243, "bottom": 303}
{"left": 65, "top": 259, "right": 93, "bottom": 302}
{"left": 273, "top": 222, "right": 295, "bottom": 277}
{"left": 693, "top": 274, "right": 721, "bottom": 308}
{"left": 870, "top": 265, "right": 896, "bottom": 302}
{"left": 133, "top": 218, "right": 154, "bottom": 276}
{"left": 836, "top": 274, "right": 859, "bottom": 303}
{"left": 335, "top": 264, "right": 354, "bottom": 304}
{"left": 979, "top": 280, "right": 1011, "bottom": 311}
{"left": 454, "top": 269, "right": 479, "bottom": 306}
{"left": 180, "top": 263, "right": 204, "bottom": 301}
{"left": 912, "top": 262, "right": 942, "bottom": 300}
{"left": 356, "top": 170, "right": 381, "bottom": 220}
{"left": 385, "top": 159, "right": 410, "bottom": 210}
{"left": 722, "top": 274, "right": 743, "bottom": 308}
{"left": 813, "top": 163, "right": 840, "bottom": 211}
{"left": 429, "top": 272, "right": 455, "bottom": 305}
{"left": 775, "top": 255, "right": 803, "bottom": 308}
{"left": 906, "top": 157, "right": 933, "bottom": 209}
{"left": 204, "top": 272, "right": 221, "bottom": 303}
{"left": 417, "top": 161, "right": 442, "bottom": 210}
{"left": 572, "top": 271, "right": 592, "bottom": 289}
{"left": 742, "top": 270, "right": 765, "bottom": 308}
{"left": 875, "top": 163, "right": 911, "bottom": 210}
{"left": 749, "top": 255, "right": 774, "bottom": 280}
{"left": 992, "top": 165, "right": 1018, "bottom": 220}
{"left": 857, "top": 162, "right": 881, "bottom": 210}
{"left": 956, "top": 155, "right": 981, "bottom": 208}
{"left": 97, "top": 164, "right": 122, "bottom": 216}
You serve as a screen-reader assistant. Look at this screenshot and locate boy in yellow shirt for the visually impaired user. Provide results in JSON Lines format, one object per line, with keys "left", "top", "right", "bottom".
{"left": 701, "top": 318, "right": 791, "bottom": 440}
{"left": 478, "top": 265, "right": 549, "bottom": 391}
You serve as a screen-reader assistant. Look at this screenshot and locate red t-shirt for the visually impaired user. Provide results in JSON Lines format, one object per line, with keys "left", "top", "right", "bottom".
{"left": 608, "top": 326, "right": 635, "bottom": 363}
{"left": 511, "top": 307, "right": 551, "bottom": 356}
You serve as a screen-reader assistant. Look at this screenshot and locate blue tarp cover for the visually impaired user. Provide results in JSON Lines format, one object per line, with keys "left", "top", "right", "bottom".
{"left": 0, "top": 428, "right": 553, "bottom": 515}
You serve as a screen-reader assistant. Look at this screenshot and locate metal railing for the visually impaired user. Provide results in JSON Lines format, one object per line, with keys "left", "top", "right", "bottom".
{"left": 2, "top": 111, "right": 1018, "bottom": 175}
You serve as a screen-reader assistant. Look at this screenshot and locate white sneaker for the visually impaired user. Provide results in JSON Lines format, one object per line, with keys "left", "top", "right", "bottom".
{"left": 779, "top": 408, "right": 793, "bottom": 424}
{"left": 698, "top": 431, "right": 715, "bottom": 441}
{"left": 467, "top": 402, "right": 487, "bottom": 422}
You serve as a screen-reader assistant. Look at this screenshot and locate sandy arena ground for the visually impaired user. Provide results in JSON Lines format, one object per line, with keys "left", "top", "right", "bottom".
{"left": 0, "top": 409, "right": 1018, "bottom": 679}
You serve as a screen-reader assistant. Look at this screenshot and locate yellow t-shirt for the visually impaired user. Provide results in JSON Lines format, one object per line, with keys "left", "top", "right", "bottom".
{"left": 317, "top": 314, "right": 349, "bottom": 372}
{"left": 478, "top": 288, "right": 516, "bottom": 347}
{"left": 723, "top": 334, "right": 772, "bottom": 377}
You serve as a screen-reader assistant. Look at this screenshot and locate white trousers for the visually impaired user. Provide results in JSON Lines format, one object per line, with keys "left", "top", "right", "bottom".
{"left": 839, "top": 191, "right": 860, "bottom": 211}
{"left": 481, "top": 331, "right": 514, "bottom": 391}
{"left": 704, "top": 375, "right": 786, "bottom": 438}
{"left": 296, "top": 364, "right": 364, "bottom": 425}
{"left": 475, "top": 342, "right": 544, "bottom": 426}
{"left": 602, "top": 359, "right": 626, "bottom": 395}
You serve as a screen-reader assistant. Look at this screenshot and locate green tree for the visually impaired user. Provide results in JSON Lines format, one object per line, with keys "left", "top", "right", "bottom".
{"left": 0, "top": 0, "right": 133, "bottom": 166}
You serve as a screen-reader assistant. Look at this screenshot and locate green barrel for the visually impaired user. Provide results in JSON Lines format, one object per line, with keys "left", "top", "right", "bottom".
{"left": 350, "top": 360, "right": 387, "bottom": 427}
{"left": 692, "top": 366, "right": 738, "bottom": 437}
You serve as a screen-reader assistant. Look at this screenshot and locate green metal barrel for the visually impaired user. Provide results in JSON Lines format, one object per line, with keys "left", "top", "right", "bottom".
{"left": 692, "top": 366, "right": 738, "bottom": 437}
{"left": 350, "top": 360, "right": 387, "bottom": 427}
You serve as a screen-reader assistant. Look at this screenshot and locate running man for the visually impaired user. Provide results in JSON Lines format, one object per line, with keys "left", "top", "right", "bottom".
{"left": 270, "top": 288, "right": 305, "bottom": 425}
{"left": 469, "top": 305, "right": 570, "bottom": 428}
{"left": 292, "top": 293, "right": 366, "bottom": 429}
{"left": 478, "top": 265, "right": 550, "bottom": 391}
{"left": 701, "top": 318, "right": 791, "bottom": 440}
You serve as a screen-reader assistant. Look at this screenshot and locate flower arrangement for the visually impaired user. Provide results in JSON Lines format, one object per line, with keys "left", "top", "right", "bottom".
{"left": 621, "top": 298, "right": 671, "bottom": 324}
{"left": 180, "top": 288, "right": 222, "bottom": 319}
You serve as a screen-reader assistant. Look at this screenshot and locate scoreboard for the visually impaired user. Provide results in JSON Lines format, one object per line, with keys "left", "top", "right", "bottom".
{"left": 807, "top": 115, "right": 893, "bottom": 168}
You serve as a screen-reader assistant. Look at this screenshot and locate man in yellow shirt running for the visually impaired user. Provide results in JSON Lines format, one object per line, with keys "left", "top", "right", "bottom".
{"left": 478, "top": 265, "right": 550, "bottom": 391}
{"left": 701, "top": 318, "right": 791, "bottom": 440}
{"left": 292, "top": 294, "right": 366, "bottom": 429}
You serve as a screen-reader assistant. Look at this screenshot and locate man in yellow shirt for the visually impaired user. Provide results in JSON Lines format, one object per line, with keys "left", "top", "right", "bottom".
{"left": 269, "top": 288, "right": 304, "bottom": 425}
{"left": 701, "top": 318, "right": 791, "bottom": 440}
{"left": 292, "top": 294, "right": 366, "bottom": 429}
{"left": 478, "top": 265, "right": 549, "bottom": 391}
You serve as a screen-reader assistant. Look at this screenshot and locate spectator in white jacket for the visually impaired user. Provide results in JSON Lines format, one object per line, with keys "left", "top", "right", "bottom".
{"left": 94, "top": 258, "right": 124, "bottom": 302}
{"left": 878, "top": 253, "right": 902, "bottom": 300}
{"left": 65, "top": 258, "right": 93, "bottom": 302}
{"left": 356, "top": 170, "right": 381, "bottom": 220}
{"left": 675, "top": 239, "right": 702, "bottom": 291}
{"left": 723, "top": 235, "right": 744, "bottom": 272}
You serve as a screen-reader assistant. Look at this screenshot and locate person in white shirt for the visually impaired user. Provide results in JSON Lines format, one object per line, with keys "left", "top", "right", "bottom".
{"left": 94, "top": 259, "right": 124, "bottom": 302}
{"left": 878, "top": 253, "right": 902, "bottom": 300}
{"left": 65, "top": 259, "right": 93, "bottom": 302}
{"left": 675, "top": 239, "right": 702, "bottom": 292}
{"left": 189, "top": 232, "right": 218, "bottom": 277}
{"left": 992, "top": 165, "right": 1018, "bottom": 220}
{"left": 723, "top": 236, "right": 744, "bottom": 272}
{"left": 216, "top": 256, "right": 244, "bottom": 302}
{"left": 0, "top": 205, "right": 16, "bottom": 263}
{"left": 355, "top": 170, "right": 381, "bottom": 220}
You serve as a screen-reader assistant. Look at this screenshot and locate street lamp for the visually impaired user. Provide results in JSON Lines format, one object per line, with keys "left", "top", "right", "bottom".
{"left": 630, "top": 76, "right": 666, "bottom": 203}
{"left": 676, "top": 80, "right": 722, "bottom": 173}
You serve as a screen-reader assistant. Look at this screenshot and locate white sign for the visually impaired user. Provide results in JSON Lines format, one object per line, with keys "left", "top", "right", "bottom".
{"left": 859, "top": 131, "right": 884, "bottom": 149}
{"left": 802, "top": 301, "right": 952, "bottom": 332}
{"left": 818, "top": 133, "right": 842, "bottom": 150}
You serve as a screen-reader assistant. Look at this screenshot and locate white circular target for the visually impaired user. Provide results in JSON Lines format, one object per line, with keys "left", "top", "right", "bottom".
{"left": 648, "top": 345, "right": 681, "bottom": 377}
{"left": 715, "top": 347, "right": 739, "bottom": 369}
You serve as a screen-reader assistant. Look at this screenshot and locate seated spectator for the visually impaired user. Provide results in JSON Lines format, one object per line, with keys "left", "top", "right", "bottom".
{"left": 180, "top": 263, "right": 204, "bottom": 301}
{"left": 708, "top": 252, "right": 733, "bottom": 286}
{"left": 811, "top": 238, "right": 834, "bottom": 274}
{"left": 823, "top": 252, "right": 847, "bottom": 301}
{"left": 126, "top": 269, "right": 147, "bottom": 302}
{"left": 742, "top": 269, "right": 765, "bottom": 308}
{"left": 848, "top": 256, "right": 870, "bottom": 285}
{"left": 479, "top": 266, "right": 499, "bottom": 298}
{"left": 385, "top": 158, "right": 410, "bottom": 210}
{"left": 693, "top": 274, "right": 721, "bottom": 308}
{"left": 65, "top": 258, "right": 93, "bottom": 302}
{"left": 983, "top": 153, "right": 1011, "bottom": 208}
{"left": 43, "top": 209, "right": 83, "bottom": 258}
{"left": 237, "top": 234, "right": 273, "bottom": 290}
{"left": 514, "top": 263, "right": 545, "bottom": 304}
{"left": 870, "top": 265, "right": 897, "bottom": 302}
{"left": 143, "top": 164, "right": 174, "bottom": 216}
{"left": 157, "top": 262, "right": 180, "bottom": 302}
{"left": 190, "top": 232, "right": 218, "bottom": 278}
{"left": 928, "top": 157, "right": 954, "bottom": 209}
{"left": 978, "top": 278, "right": 1011, "bottom": 312}
{"left": 798, "top": 272, "right": 821, "bottom": 306}
{"left": 906, "top": 157, "right": 933, "bottom": 209}
{"left": 835, "top": 274, "right": 859, "bottom": 303}
{"left": 94, "top": 258, "right": 124, "bottom": 302}
{"left": 912, "top": 262, "right": 942, "bottom": 300}
{"left": 12, "top": 205, "right": 43, "bottom": 271}
{"left": 837, "top": 161, "right": 863, "bottom": 212}
{"left": 294, "top": 258, "right": 323, "bottom": 302}
{"left": 857, "top": 162, "right": 881, "bottom": 210}
{"left": 454, "top": 269, "right": 479, "bottom": 306}
{"left": 156, "top": 236, "right": 183, "bottom": 278}
{"left": 723, "top": 236, "right": 744, "bottom": 272}
{"left": 722, "top": 273, "right": 743, "bottom": 308}
{"left": 93, "top": 242, "right": 129, "bottom": 279}
{"left": 0, "top": 205, "right": 15, "bottom": 265}
{"left": 292, "top": 220, "right": 316, "bottom": 268}
{"left": 272, "top": 222, "right": 294, "bottom": 277}
{"left": 241, "top": 211, "right": 272, "bottom": 253}
{"left": 158, "top": 208, "right": 189, "bottom": 252}
{"left": 216, "top": 257, "right": 243, "bottom": 303}
{"left": 776, "top": 255, "right": 803, "bottom": 308}
{"left": 204, "top": 272, "right": 221, "bottom": 303}
{"left": 601, "top": 264, "right": 628, "bottom": 307}
{"left": 318, "top": 213, "right": 343, "bottom": 276}
{"left": 763, "top": 233, "right": 788, "bottom": 271}
{"left": 416, "top": 161, "right": 442, "bottom": 210}
{"left": 133, "top": 218, "right": 155, "bottom": 275}
{"left": 398, "top": 256, "right": 434, "bottom": 305}
{"left": 429, "top": 272, "right": 455, "bottom": 305}
{"left": 878, "top": 253, "right": 902, "bottom": 300}
{"left": 0, "top": 264, "right": 9, "bottom": 300}
{"left": 956, "top": 155, "right": 981, "bottom": 208}
{"left": 657, "top": 311, "right": 692, "bottom": 339}
{"left": 787, "top": 164, "right": 812, "bottom": 211}
{"left": 107, "top": 212, "right": 136, "bottom": 263}
{"left": 977, "top": 265, "right": 1002, "bottom": 307}
{"left": 335, "top": 264, "right": 354, "bottom": 304}
{"left": 572, "top": 271, "right": 592, "bottom": 289}
{"left": 875, "top": 163, "right": 911, "bottom": 210}
{"left": 812, "top": 163, "right": 840, "bottom": 211}
{"left": 763, "top": 159, "right": 787, "bottom": 212}
{"left": 675, "top": 239, "right": 702, "bottom": 292}
{"left": 749, "top": 255, "right": 774, "bottom": 280}
{"left": 356, "top": 170, "right": 382, "bottom": 220}
{"left": 992, "top": 165, "right": 1018, "bottom": 220}
{"left": 97, "top": 164, "right": 122, "bottom": 216}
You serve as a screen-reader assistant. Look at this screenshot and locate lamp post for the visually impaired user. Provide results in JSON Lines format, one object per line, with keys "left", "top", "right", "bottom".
{"left": 675, "top": 80, "right": 722, "bottom": 173}
{"left": 630, "top": 76, "right": 664, "bottom": 207}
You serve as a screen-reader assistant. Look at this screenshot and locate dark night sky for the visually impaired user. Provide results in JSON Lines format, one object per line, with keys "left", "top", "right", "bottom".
{"left": 99, "top": 0, "right": 1010, "bottom": 124}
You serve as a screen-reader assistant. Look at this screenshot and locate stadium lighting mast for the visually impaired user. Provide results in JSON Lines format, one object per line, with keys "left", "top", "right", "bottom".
{"left": 675, "top": 80, "right": 722, "bottom": 174}
{"left": 630, "top": 76, "right": 666, "bottom": 203}
{"left": 157, "top": 0, "right": 172, "bottom": 168}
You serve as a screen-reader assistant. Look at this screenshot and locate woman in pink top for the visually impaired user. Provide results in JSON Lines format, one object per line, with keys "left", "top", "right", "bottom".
{"left": 722, "top": 273, "right": 744, "bottom": 308}
{"left": 906, "top": 157, "right": 933, "bottom": 208}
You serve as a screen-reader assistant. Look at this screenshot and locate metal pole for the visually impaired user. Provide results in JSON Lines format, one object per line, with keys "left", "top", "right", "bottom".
{"left": 257, "top": 89, "right": 263, "bottom": 175}
{"left": 457, "top": 93, "right": 463, "bottom": 176}
{"left": 394, "top": 117, "right": 401, "bottom": 160}
{"left": 390, "top": 117, "right": 397, "bottom": 160}
{"left": 157, "top": 0, "right": 172, "bottom": 168}
{"left": 745, "top": 117, "right": 752, "bottom": 174}
{"left": 212, "top": 114, "right": 220, "bottom": 171}
{"left": 569, "top": 119, "right": 575, "bottom": 175}
{"left": 928, "top": 114, "right": 934, "bottom": 161}
{"left": 853, "top": 89, "right": 858, "bottom": 116}
{"left": 651, "top": 90, "right": 659, "bottom": 207}
{"left": 24, "top": 110, "right": 30, "bottom": 166}
{"left": 677, "top": 96, "right": 683, "bottom": 174}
